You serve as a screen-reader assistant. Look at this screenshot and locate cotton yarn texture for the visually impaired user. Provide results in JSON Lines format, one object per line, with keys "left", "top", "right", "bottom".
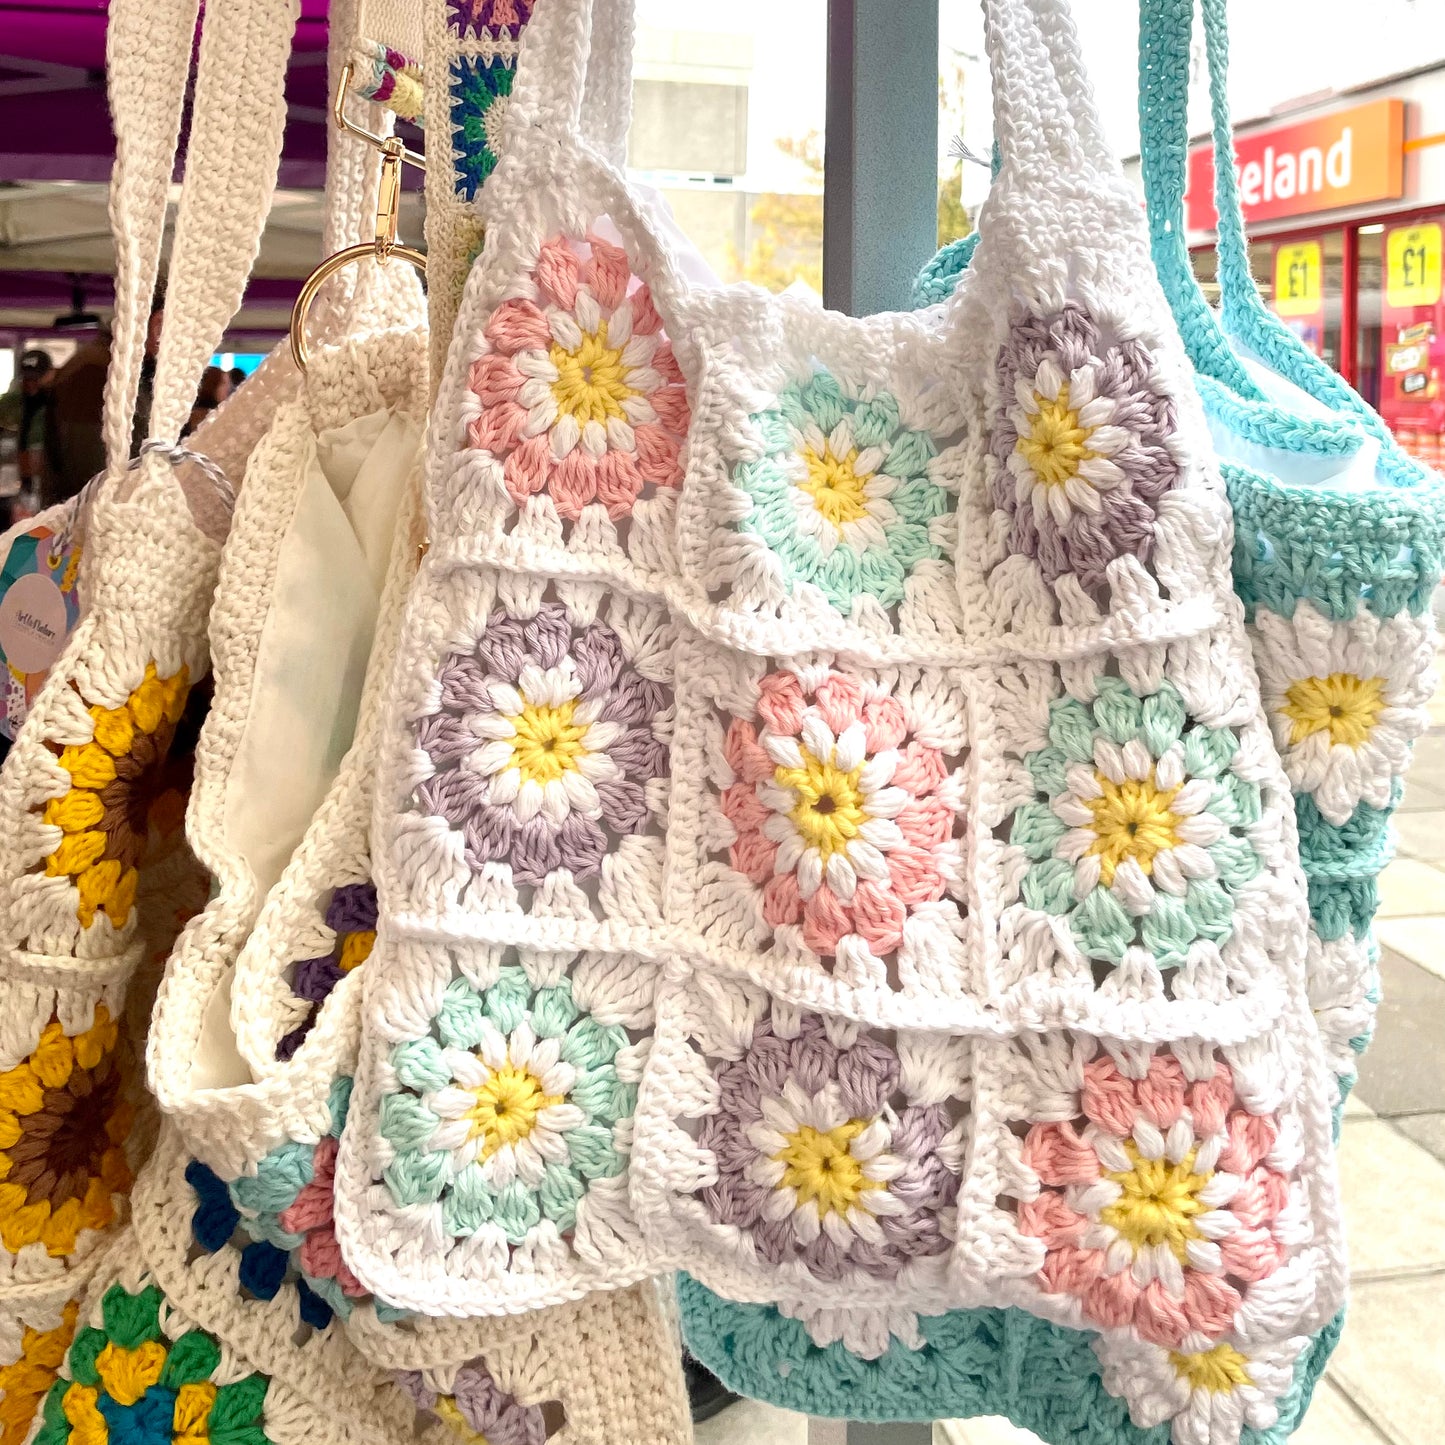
{"left": 317, "top": 1, "right": 1357, "bottom": 1442}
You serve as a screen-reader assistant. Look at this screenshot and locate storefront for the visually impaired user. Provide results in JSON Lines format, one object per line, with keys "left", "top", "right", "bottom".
{"left": 1184, "top": 63, "right": 1445, "bottom": 465}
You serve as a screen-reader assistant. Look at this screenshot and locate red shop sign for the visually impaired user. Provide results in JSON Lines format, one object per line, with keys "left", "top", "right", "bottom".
{"left": 1187, "top": 98, "right": 1405, "bottom": 230}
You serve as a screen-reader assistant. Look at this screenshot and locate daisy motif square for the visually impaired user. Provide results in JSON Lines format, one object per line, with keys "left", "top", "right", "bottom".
{"left": 386, "top": 573, "right": 675, "bottom": 950}
{"left": 631, "top": 970, "right": 970, "bottom": 1312}
{"left": 961, "top": 298, "right": 1232, "bottom": 650}
{"left": 665, "top": 633, "right": 973, "bottom": 1021}
{"left": 981, "top": 1027, "right": 1342, "bottom": 1445}
{"left": 676, "top": 307, "right": 967, "bottom": 662}
{"left": 448, "top": 222, "right": 691, "bottom": 583}
{"left": 339, "top": 938, "right": 662, "bottom": 1313}
{"left": 992, "top": 651, "right": 1302, "bottom": 1033}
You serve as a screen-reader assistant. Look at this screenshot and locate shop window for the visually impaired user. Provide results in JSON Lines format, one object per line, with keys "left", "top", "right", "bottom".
{"left": 1357, "top": 217, "right": 1445, "bottom": 467}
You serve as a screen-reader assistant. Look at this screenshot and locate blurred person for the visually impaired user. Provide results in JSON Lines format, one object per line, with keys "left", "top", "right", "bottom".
{"left": 0, "top": 349, "right": 53, "bottom": 527}
{"left": 43, "top": 327, "right": 111, "bottom": 506}
{"left": 227, "top": 365, "right": 246, "bottom": 392}
{"left": 183, "top": 365, "right": 230, "bottom": 437}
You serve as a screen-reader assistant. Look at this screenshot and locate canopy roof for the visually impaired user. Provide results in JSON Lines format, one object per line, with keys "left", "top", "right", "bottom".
{"left": 0, "top": 0, "right": 421, "bottom": 337}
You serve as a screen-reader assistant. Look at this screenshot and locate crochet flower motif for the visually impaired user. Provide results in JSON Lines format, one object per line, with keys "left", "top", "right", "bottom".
{"left": 1018, "top": 1051, "right": 1295, "bottom": 1350}
{"left": 216, "top": 1078, "right": 376, "bottom": 1325}
{"left": 34, "top": 1282, "right": 272, "bottom": 1445}
{"left": 734, "top": 370, "right": 952, "bottom": 613}
{"left": 396, "top": 1361, "right": 548, "bottom": 1445}
{"left": 467, "top": 232, "right": 689, "bottom": 520}
{"left": 0, "top": 1007, "right": 133, "bottom": 1260}
{"left": 1095, "top": 1330, "right": 1307, "bottom": 1445}
{"left": 187, "top": 1160, "right": 339, "bottom": 1333}
{"left": 990, "top": 303, "right": 1183, "bottom": 591}
{"left": 1012, "top": 680, "right": 1263, "bottom": 966}
{"left": 42, "top": 664, "right": 191, "bottom": 930}
{"left": 277, "top": 883, "right": 378, "bottom": 1061}
{"left": 0, "top": 1302, "right": 77, "bottom": 1445}
{"left": 448, "top": 0, "right": 531, "bottom": 39}
{"left": 451, "top": 54, "right": 516, "bottom": 201}
{"left": 383, "top": 968, "right": 636, "bottom": 1246}
{"left": 1254, "top": 602, "right": 1433, "bottom": 826}
{"left": 413, "top": 602, "right": 669, "bottom": 890}
{"left": 720, "top": 668, "right": 960, "bottom": 966}
{"left": 697, "top": 1014, "right": 962, "bottom": 1281}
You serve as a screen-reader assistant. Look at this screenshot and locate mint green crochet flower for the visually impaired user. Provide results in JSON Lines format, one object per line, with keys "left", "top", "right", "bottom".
{"left": 1011, "top": 679, "right": 1263, "bottom": 966}
{"left": 734, "top": 370, "right": 951, "bottom": 613}
{"left": 381, "top": 968, "right": 635, "bottom": 1246}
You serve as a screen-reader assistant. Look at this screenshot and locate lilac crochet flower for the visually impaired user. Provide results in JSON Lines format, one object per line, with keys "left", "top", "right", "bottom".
{"left": 278, "top": 882, "right": 379, "bottom": 1061}
{"left": 697, "top": 1014, "right": 962, "bottom": 1283}
{"left": 396, "top": 1361, "right": 547, "bottom": 1445}
{"left": 989, "top": 303, "right": 1183, "bottom": 591}
{"left": 413, "top": 602, "right": 669, "bottom": 887}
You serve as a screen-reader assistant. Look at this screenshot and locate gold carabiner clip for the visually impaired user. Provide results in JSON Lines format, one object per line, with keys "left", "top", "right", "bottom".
{"left": 289, "top": 63, "right": 426, "bottom": 371}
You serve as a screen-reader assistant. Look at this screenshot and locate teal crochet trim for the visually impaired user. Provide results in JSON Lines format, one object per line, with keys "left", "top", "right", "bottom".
{"left": 678, "top": 1276, "right": 1343, "bottom": 1440}
{"left": 912, "top": 233, "right": 977, "bottom": 308}
{"left": 1225, "top": 462, "right": 1445, "bottom": 624}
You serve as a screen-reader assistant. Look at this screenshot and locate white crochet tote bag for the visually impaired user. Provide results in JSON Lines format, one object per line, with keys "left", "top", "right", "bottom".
{"left": 0, "top": 0, "right": 306, "bottom": 1410}
{"left": 333, "top": 5, "right": 1347, "bottom": 1435}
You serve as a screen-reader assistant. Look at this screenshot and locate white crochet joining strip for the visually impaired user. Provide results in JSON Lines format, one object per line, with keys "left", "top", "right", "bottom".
{"left": 338, "top": 2, "right": 1347, "bottom": 1433}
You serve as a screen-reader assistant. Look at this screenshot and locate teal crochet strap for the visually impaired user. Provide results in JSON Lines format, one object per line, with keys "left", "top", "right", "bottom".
{"left": 678, "top": 1278, "right": 1344, "bottom": 1442}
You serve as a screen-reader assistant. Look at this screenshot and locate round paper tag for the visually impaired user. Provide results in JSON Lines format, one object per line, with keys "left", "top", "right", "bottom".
{"left": 0, "top": 571, "right": 70, "bottom": 675}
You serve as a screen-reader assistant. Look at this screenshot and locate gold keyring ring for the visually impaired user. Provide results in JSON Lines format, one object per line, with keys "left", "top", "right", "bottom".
{"left": 289, "top": 243, "right": 427, "bottom": 371}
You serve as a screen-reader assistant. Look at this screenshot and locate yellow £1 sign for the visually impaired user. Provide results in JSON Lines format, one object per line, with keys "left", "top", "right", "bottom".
{"left": 1273, "top": 240, "right": 1323, "bottom": 318}
{"left": 1386, "top": 223, "right": 1443, "bottom": 309}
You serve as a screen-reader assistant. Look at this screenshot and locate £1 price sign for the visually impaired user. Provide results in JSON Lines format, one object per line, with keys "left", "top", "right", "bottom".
{"left": 1273, "top": 239, "right": 1324, "bottom": 317}
{"left": 1386, "top": 223, "right": 1443, "bottom": 310}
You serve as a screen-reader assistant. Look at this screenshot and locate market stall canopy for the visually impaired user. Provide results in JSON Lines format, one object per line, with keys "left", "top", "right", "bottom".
{"left": 0, "top": 0, "right": 422, "bottom": 335}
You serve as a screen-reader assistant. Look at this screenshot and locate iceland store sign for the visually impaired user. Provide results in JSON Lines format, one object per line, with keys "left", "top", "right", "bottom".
{"left": 1187, "top": 98, "right": 1406, "bottom": 229}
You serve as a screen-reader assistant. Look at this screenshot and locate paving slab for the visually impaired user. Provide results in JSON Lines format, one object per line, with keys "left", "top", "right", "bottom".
{"left": 1337, "top": 1117, "right": 1445, "bottom": 1274}
{"left": 1405, "top": 731, "right": 1445, "bottom": 794}
{"left": 937, "top": 1421, "right": 1041, "bottom": 1445}
{"left": 1387, "top": 808, "right": 1445, "bottom": 866}
{"left": 1292, "top": 1378, "right": 1390, "bottom": 1445}
{"left": 1376, "top": 858, "right": 1445, "bottom": 918}
{"left": 1355, "top": 949, "right": 1445, "bottom": 1114}
{"left": 1395, "top": 1111, "right": 1445, "bottom": 1166}
{"left": 1329, "top": 1276, "right": 1445, "bottom": 1445}
{"left": 1343, "top": 1091, "right": 1377, "bottom": 1119}
{"left": 1393, "top": 777, "right": 1445, "bottom": 813}
{"left": 697, "top": 1399, "right": 808, "bottom": 1445}
{"left": 1373, "top": 916, "right": 1445, "bottom": 981}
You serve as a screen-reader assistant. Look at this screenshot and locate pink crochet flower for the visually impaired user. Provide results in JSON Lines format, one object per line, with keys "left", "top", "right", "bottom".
{"left": 467, "top": 231, "right": 690, "bottom": 520}
{"left": 1018, "top": 1052, "right": 1293, "bottom": 1349}
{"left": 720, "top": 669, "right": 956, "bottom": 960}
{"left": 277, "top": 1135, "right": 367, "bottom": 1300}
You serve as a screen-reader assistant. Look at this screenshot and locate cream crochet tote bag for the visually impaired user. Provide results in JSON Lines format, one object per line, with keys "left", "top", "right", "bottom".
{"left": 0, "top": 0, "right": 311, "bottom": 1413}
{"left": 333, "top": 5, "right": 1348, "bottom": 1440}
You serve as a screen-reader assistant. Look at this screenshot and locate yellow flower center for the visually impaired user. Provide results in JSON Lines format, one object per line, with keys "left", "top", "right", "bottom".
{"left": 775, "top": 750, "right": 868, "bottom": 860}
{"left": 508, "top": 697, "right": 588, "bottom": 786}
{"left": 1168, "top": 1343, "right": 1255, "bottom": 1394}
{"left": 433, "top": 1395, "right": 493, "bottom": 1443}
{"left": 1017, "top": 382, "right": 1095, "bottom": 488}
{"left": 1099, "top": 1145, "right": 1210, "bottom": 1262}
{"left": 774, "top": 1120, "right": 880, "bottom": 1219}
{"left": 1281, "top": 671, "right": 1387, "bottom": 749}
{"left": 1083, "top": 771, "right": 1182, "bottom": 887}
{"left": 798, "top": 444, "right": 872, "bottom": 531}
{"left": 549, "top": 320, "right": 635, "bottom": 426}
{"left": 464, "top": 1064, "right": 561, "bottom": 1159}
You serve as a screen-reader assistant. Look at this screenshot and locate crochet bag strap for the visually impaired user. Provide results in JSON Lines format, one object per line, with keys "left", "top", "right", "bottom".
{"left": 1136, "top": 0, "right": 1428, "bottom": 478}
{"left": 112, "top": 0, "right": 301, "bottom": 506}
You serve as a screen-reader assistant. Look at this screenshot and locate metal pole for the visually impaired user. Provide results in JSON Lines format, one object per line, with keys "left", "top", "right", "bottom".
{"left": 822, "top": 0, "right": 940, "bottom": 316}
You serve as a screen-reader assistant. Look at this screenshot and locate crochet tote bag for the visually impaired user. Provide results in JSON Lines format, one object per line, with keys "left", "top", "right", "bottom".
{"left": 0, "top": 0, "right": 300, "bottom": 1411}
{"left": 335, "top": 7, "right": 1345, "bottom": 1442}
{"left": 1134, "top": 0, "right": 1445, "bottom": 1110}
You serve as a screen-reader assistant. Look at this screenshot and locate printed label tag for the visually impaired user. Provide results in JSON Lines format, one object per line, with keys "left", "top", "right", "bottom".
{"left": 0, "top": 525, "right": 83, "bottom": 740}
